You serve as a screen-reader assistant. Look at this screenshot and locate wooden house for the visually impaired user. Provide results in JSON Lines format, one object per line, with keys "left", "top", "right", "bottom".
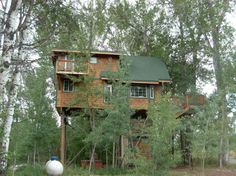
{"left": 51, "top": 49, "right": 204, "bottom": 166}
{"left": 51, "top": 49, "right": 171, "bottom": 109}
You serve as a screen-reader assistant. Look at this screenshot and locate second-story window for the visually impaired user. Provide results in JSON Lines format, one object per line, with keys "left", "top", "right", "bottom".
{"left": 130, "top": 85, "right": 147, "bottom": 98}
{"left": 104, "top": 84, "right": 112, "bottom": 103}
{"left": 90, "top": 57, "right": 97, "bottom": 64}
{"left": 63, "top": 79, "right": 74, "bottom": 92}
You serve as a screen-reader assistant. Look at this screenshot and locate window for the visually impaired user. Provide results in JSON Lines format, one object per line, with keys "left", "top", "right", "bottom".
{"left": 63, "top": 79, "right": 74, "bottom": 92}
{"left": 130, "top": 85, "right": 147, "bottom": 98}
{"left": 90, "top": 57, "right": 97, "bottom": 64}
{"left": 150, "top": 86, "right": 154, "bottom": 99}
{"left": 104, "top": 84, "right": 112, "bottom": 103}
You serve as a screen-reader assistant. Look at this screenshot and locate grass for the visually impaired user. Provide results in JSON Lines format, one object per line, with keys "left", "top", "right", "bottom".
{"left": 8, "top": 164, "right": 46, "bottom": 176}
{"left": 8, "top": 163, "right": 236, "bottom": 176}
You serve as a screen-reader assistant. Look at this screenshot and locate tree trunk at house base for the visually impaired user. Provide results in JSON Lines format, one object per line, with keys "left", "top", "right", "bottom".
{"left": 105, "top": 145, "right": 109, "bottom": 168}
{"left": 60, "top": 113, "right": 66, "bottom": 165}
{"left": 112, "top": 141, "right": 116, "bottom": 168}
{"left": 89, "top": 143, "right": 97, "bottom": 174}
{"left": 180, "top": 126, "right": 193, "bottom": 167}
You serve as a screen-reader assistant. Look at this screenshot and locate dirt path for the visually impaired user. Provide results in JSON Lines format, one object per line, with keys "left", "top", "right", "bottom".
{"left": 173, "top": 167, "right": 236, "bottom": 176}
{"left": 207, "top": 169, "right": 236, "bottom": 176}
{"left": 228, "top": 158, "right": 236, "bottom": 164}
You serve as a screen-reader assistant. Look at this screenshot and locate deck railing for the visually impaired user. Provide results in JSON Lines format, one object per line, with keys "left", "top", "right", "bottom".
{"left": 172, "top": 95, "right": 205, "bottom": 109}
{"left": 56, "top": 59, "right": 88, "bottom": 74}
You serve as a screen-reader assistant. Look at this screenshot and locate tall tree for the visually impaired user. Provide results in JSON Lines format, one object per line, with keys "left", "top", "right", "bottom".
{"left": 0, "top": 0, "right": 32, "bottom": 171}
{"left": 9, "top": 65, "right": 59, "bottom": 166}
{"left": 165, "top": 0, "right": 210, "bottom": 93}
{"left": 202, "top": 0, "right": 235, "bottom": 167}
{"left": 0, "top": 0, "right": 23, "bottom": 101}
{"left": 0, "top": 1, "right": 75, "bottom": 173}
{"left": 146, "top": 94, "right": 179, "bottom": 175}
{"left": 108, "top": 0, "right": 170, "bottom": 55}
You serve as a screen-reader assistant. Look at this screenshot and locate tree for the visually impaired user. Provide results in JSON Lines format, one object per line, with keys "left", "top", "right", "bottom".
{"left": 0, "top": 0, "right": 23, "bottom": 100}
{"left": 201, "top": 0, "right": 235, "bottom": 167}
{"left": 144, "top": 94, "right": 179, "bottom": 175}
{"left": 89, "top": 57, "right": 131, "bottom": 168}
{"left": 0, "top": 0, "right": 26, "bottom": 171}
{"left": 67, "top": 55, "right": 131, "bottom": 172}
{"left": 163, "top": 0, "right": 212, "bottom": 94}
{"left": 162, "top": 0, "right": 236, "bottom": 167}
{"left": 9, "top": 65, "right": 59, "bottom": 166}
{"left": 109, "top": 0, "right": 171, "bottom": 56}
{"left": 0, "top": 1, "right": 76, "bottom": 173}
{"left": 192, "top": 98, "right": 220, "bottom": 174}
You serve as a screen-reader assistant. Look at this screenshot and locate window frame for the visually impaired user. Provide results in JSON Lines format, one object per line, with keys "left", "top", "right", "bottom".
{"left": 130, "top": 85, "right": 148, "bottom": 98}
{"left": 62, "top": 79, "right": 74, "bottom": 92}
{"left": 89, "top": 57, "right": 97, "bottom": 64}
{"left": 104, "top": 84, "right": 112, "bottom": 103}
{"left": 150, "top": 85, "right": 155, "bottom": 99}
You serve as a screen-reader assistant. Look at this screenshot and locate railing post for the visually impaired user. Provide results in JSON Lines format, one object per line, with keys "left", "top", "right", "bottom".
{"left": 56, "top": 60, "right": 58, "bottom": 73}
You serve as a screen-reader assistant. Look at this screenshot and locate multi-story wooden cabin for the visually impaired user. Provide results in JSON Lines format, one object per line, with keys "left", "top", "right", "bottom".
{"left": 51, "top": 49, "right": 171, "bottom": 109}
{"left": 51, "top": 49, "right": 205, "bottom": 165}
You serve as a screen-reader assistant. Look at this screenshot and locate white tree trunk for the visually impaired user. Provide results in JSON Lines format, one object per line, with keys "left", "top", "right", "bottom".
{"left": 0, "top": 2, "right": 33, "bottom": 174}
{"left": 46, "top": 78, "right": 61, "bottom": 127}
{"left": 0, "top": 69, "right": 21, "bottom": 174}
{"left": 0, "top": 0, "right": 22, "bottom": 106}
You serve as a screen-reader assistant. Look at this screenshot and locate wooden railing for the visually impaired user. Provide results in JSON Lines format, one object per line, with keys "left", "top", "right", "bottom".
{"left": 173, "top": 95, "right": 205, "bottom": 118}
{"left": 56, "top": 59, "right": 88, "bottom": 74}
{"left": 172, "top": 95, "right": 205, "bottom": 109}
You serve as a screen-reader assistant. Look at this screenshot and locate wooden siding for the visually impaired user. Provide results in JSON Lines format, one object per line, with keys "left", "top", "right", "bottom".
{"left": 129, "top": 98, "right": 149, "bottom": 109}
{"left": 55, "top": 55, "right": 118, "bottom": 76}
{"left": 88, "top": 57, "right": 118, "bottom": 77}
{"left": 56, "top": 74, "right": 162, "bottom": 109}
{"left": 57, "top": 78, "right": 105, "bottom": 108}
{"left": 56, "top": 86, "right": 161, "bottom": 110}
{"left": 55, "top": 53, "right": 163, "bottom": 110}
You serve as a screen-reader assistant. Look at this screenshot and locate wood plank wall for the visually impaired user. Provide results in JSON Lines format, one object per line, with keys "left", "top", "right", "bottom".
{"left": 56, "top": 54, "right": 161, "bottom": 110}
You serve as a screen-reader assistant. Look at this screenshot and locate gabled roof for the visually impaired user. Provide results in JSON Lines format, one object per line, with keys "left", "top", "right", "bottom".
{"left": 101, "top": 56, "right": 171, "bottom": 83}
{"left": 127, "top": 56, "right": 171, "bottom": 83}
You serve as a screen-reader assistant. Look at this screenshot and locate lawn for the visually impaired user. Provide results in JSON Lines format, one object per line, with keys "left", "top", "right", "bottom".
{"left": 171, "top": 167, "right": 236, "bottom": 176}
{"left": 9, "top": 164, "right": 236, "bottom": 176}
{"left": 63, "top": 166, "right": 236, "bottom": 176}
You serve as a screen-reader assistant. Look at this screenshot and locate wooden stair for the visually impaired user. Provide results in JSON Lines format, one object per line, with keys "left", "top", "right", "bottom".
{"left": 174, "top": 95, "right": 205, "bottom": 118}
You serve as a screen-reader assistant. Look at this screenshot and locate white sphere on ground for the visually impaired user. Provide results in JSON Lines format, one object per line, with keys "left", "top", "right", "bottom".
{"left": 45, "top": 159, "right": 64, "bottom": 176}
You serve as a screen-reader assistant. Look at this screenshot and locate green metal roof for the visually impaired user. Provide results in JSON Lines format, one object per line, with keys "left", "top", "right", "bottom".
{"left": 101, "top": 56, "right": 171, "bottom": 83}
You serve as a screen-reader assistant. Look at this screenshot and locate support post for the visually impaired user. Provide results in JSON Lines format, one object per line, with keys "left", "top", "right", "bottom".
{"left": 60, "top": 112, "right": 66, "bottom": 165}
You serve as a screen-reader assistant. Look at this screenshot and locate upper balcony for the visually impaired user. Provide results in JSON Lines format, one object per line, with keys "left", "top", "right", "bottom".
{"left": 52, "top": 49, "right": 121, "bottom": 76}
{"left": 56, "top": 59, "right": 88, "bottom": 75}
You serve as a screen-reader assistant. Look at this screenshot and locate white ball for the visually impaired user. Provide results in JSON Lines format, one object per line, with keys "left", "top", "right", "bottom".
{"left": 45, "top": 160, "right": 64, "bottom": 175}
